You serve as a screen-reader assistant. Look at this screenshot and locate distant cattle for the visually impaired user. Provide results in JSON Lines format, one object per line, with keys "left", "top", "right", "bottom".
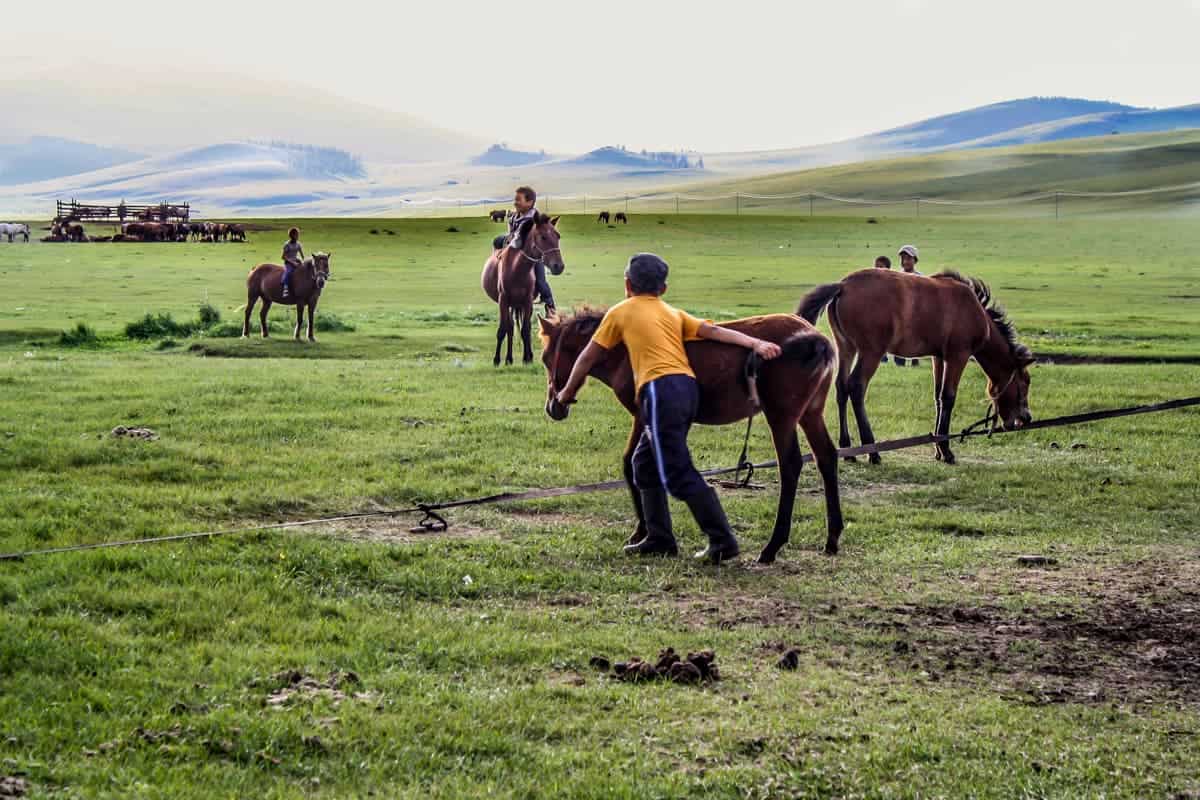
{"left": 228, "top": 224, "right": 247, "bottom": 242}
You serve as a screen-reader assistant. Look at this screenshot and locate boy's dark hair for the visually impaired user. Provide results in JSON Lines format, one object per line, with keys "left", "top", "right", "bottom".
{"left": 874, "top": 255, "right": 891, "bottom": 268}
{"left": 625, "top": 253, "right": 669, "bottom": 295}
{"left": 288, "top": 227, "right": 300, "bottom": 238}
{"left": 515, "top": 186, "right": 537, "bottom": 204}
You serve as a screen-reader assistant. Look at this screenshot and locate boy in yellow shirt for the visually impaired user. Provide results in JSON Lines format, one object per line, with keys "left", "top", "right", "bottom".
{"left": 554, "top": 253, "right": 781, "bottom": 563}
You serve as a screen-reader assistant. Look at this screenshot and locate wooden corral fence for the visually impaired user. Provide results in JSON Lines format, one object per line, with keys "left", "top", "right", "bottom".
{"left": 55, "top": 199, "right": 191, "bottom": 224}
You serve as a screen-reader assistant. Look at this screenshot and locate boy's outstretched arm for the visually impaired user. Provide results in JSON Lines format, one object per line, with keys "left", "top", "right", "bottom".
{"left": 556, "top": 341, "right": 608, "bottom": 405}
{"left": 697, "top": 323, "right": 782, "bottom": 359}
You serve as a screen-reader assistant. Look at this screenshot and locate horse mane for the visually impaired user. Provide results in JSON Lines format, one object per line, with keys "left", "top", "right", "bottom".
{"left": 540, "top": 305, "right": 608, "bottom": 349}
{"left": 933, "top": 270, "right": 1031, "bottom": 361}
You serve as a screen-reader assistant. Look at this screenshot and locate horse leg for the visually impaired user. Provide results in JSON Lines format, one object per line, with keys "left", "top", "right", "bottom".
{"left": 931, "top": 357, "right": 947, "bottom": 461}
{"left": 935, "top": 355, "right": 968, "bottom": 465}
{"left": 294, "top": 304, "right": 304, "bottom": 341}
{"left": 494, "top": 298, "right": 510, "bottom": 366}
{"left": 505, "top": 308, "right": 516, "bottom": 366}
{"left": 260, "top": 299, "right": 272, "bottom": 338}
{"left": 307, "top": 300, "right": 318, "bottom": 342}
{"left": 848, "top": 352, "right": 884, "bottom": 464}
{"left": 520, "top": 304, "right": 534, "bottom": 364}
{"left": 623, "top": 418, "right": 648, "bottom": 546}
{"left": 243, "top": 290, "right": 256, "bottom": 338}
{"left": 800, "top": 404, "right": 844, "bottom": 555}
{"left": 833, "top": 336, "right": 856, "bottom": 461}
{"left": 757, "top": 413, "right": 805, "bottom": 564}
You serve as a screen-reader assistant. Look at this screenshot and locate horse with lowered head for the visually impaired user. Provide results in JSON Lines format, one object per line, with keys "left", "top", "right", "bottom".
{"left": 539, "top": 308, "right": 844, "bottom": 562}
{"left": 798, "top": 269, "right": 1035, "bottom": 464}
{"left": 242, "top": 252, "right": 332, "bottom": 341}
{"left": 481, "top": 213, "right": 564, "bottom": 365}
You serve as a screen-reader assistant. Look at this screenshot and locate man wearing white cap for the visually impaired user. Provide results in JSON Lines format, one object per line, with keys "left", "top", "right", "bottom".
{"left": 898, "top": 244, "right": 922, "bottom": 275}
{"left": 894, "top": 245, "right": 922, "bottom": 366}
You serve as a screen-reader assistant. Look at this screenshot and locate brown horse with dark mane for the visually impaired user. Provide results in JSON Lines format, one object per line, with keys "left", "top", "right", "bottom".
{"left": 597, "top": 211, "right": 611, "bottom": 223}
{"left": 798, "top": 269, "right": 1034, "bottom": 464}
{"left": 539, "top": 309, "right": 843, "bottom": 562}
{"left": 481, "top": 213, "right": 564, "bottom": 365}
{"left": 242, "top": 252, "right": 332, "bottom": 341}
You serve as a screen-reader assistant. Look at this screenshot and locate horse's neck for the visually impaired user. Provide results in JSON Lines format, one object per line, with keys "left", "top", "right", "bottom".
{"left": 973, "top": 323, "right": 1015, "bottom": 382}
{"left": 590, "top": 347, "right": 637, "bottom": 413}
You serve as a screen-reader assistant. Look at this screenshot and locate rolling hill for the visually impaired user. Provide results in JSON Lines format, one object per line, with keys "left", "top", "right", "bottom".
{"left": 0, "top": 137, "right": 144, "bottom": 186}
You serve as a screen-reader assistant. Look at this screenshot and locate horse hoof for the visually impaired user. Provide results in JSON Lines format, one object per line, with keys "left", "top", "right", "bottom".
{"left": 843, "top": 456, "right": 857, "bottom": 463}
{"left": 823, "top": 544, "right": 839, "bottom": 556}
{"left": 868, "top": 453, "right": 882, "bottom": 466}
{"left": 756, "top": 550, "right": 777, "bottom": 565}
{"left": 943, "top": 453, "right": 957, "bottom": 466}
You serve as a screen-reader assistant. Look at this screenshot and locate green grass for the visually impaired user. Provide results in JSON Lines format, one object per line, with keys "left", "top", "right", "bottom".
{"left": 1, "top": 215, "right": 1198, "bottom": 798}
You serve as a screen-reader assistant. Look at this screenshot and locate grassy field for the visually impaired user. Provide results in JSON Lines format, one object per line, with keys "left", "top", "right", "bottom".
{"left": 1, "top": 214, "right": 1198, "bottom": 798}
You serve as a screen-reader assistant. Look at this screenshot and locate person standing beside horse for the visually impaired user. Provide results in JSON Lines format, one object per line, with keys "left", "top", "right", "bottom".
{"left": 493, "top": 186, "right": 556, "bottom": 314}
{"left": 281, "top": 227, "right": 304, "bottom": 299}
{"left": 552, "top": 253, "right": 784, "bottom": 563}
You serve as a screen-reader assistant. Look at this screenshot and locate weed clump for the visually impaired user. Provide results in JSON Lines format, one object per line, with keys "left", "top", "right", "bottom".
{"left": 58, "top": 322, "right": 100, "bottom": 347}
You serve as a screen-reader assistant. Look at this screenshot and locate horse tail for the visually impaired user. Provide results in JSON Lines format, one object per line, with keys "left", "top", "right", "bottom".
{"left": 796, "top": 282, "right": 841, "bottom": 324}
{"left": 779, "top": 332, "right": 835, "bottom": 370}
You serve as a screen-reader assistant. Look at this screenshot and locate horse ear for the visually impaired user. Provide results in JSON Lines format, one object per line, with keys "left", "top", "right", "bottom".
{"left": 538, "top": 315, "right": 557, "bottom": 337}
{"left": 550, "top": 216, "right": 560, "bottom": 228}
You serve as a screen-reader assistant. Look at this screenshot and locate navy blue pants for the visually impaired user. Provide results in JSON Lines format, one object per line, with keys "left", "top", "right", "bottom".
{"left": 493, "top": 235, "right": 555, "bottom": 307}
{"left": 633, "top": 374, "right": 708, "bottom": 501}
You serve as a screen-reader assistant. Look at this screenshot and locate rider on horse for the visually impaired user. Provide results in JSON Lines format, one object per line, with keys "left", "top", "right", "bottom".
{"left": 493, "top": 186, "right": 556, "bottom": 314}
{"left": 281, "top": 227, "right": 304, "bottom": 299}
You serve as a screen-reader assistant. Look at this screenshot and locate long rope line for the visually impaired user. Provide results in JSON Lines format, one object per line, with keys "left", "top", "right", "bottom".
{"left": 2, "top": 396, "right": 1196, "bottom": 562}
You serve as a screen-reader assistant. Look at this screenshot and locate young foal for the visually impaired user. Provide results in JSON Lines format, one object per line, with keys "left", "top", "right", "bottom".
{"left": 540, "top": 310, "right": 843, "bottom": 562}
{"left": 798, "top": 269, "right": 1035, "bottom": 464}
{"left": 242, "top": 253, "right": 332, "bottom": 341}
{"left": 481, "top": 213, "right": 564, "bottom": 365}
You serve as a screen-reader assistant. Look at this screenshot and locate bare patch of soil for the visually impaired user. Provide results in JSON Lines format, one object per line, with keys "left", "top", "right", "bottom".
{"left": 665, "top": 557, "right": 1200, "bottom": 706}
{"left": 255, "top": 669, "right": 379, "bottom": 710}
{"left": 312, "top": 516, "right": 501, "bottom": 545}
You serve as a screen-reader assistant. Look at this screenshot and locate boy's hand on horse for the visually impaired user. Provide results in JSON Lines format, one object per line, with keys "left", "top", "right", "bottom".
{"left": 697, "top": 323, "right": 782, "bottom": 359}
{"left": 555, "top": 340, "right": 607, "bottom": 406}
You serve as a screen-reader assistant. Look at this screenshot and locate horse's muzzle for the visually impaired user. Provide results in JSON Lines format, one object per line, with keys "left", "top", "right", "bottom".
{"left": 546, "top": 396, "right": 570, "bottom": 421}
{"left": 547, "top": 262, "right": 565, "bottom": 276}
{"left": 317, "top": 278, "right": 327, "bottom": 289}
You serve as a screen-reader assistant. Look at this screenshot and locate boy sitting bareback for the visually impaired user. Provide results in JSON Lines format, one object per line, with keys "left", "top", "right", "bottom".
{"left": 554, "top": 253, "right": 781, "bottom": 563}
{"left": 492, "top": 185, "right": 556, "bottom": 314}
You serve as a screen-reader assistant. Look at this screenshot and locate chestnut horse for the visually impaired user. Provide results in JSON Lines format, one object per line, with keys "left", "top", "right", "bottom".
{"left": 242, "top": 253, "right": 332, "bottom": 341}
{"left": 481, "top": 213, "right": 564, "bottom": 365}
{"left": 798, "top": 269, "right": 1034, "bottom": 465}
{"left": 539, "top": 310, "right": 843, "bottom": 562}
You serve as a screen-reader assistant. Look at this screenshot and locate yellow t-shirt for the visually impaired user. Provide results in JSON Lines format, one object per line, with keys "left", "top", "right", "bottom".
{"left": 591, "top": 295, "right": 708, "bottom": 394}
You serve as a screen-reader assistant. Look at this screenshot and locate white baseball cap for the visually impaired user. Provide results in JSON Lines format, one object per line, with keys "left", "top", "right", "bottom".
{"left": 898, "top": 244, "right": 919, "bottom": 261}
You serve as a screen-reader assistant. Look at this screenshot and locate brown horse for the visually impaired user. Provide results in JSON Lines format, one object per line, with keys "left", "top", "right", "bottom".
{"left": 614, "top": 212, "right": 628, "bottom": 224}
{"left": 539, "top": 310, "right": 843, "bottom": 562}
{"left": 481, "top": 213, "right": 564, "bottom": 365}
{"left": 597, "top": 211, "right": 611, "bottom": 223}
{"left": 798, "top": 269, "right": 1035, "bottom": 465}
{"left": 242, "top": 253, "right": 332, "bottom": 341}
{"left": 489, "top": 209, "right": 508, "bottom": 223}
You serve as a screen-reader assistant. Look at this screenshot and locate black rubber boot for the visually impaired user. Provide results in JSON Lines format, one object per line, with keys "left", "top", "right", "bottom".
{"left": 687, "top": 487, "right": 740, "bottom": 564}
{"left": 623, "top": 488, "right": 678, "bottom": 557}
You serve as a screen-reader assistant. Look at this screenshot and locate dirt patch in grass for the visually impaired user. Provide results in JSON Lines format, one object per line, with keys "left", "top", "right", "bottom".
{"left": 310, "top": 516, "right": 502, "bottom": 545}
{"left": 664, "top": 557, "right": 1200, "bottom": 707}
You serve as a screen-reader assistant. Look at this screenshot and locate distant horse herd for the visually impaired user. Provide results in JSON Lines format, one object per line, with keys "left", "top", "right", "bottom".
{"left": 38, "top": 220, "right": 248, "bottom": 243}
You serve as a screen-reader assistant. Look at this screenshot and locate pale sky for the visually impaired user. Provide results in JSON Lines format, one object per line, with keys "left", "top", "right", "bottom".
{"left": 4, "top": 0, "right": 1199, "bottom": 154}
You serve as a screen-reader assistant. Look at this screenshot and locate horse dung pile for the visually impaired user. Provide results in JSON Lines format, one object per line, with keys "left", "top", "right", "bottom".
{"left": 590, "top": 647, "right": 720, "bottom": 685}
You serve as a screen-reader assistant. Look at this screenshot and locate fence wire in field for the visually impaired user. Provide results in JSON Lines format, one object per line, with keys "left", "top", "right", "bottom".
{"left": 385, "top": 181, "right": 1200, "bottom": 219}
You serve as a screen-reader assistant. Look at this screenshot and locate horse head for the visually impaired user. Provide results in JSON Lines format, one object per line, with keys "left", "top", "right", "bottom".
{"left": 520, "top": 213, "right": 565, "bottom": 275}
{"left": 538, "top": 307, "right": 605, "bottom": 420}
{"left": 988, "top": 347, "right": 1035, "bottom": 430}
{"left": 309, "top": 252, "right": 332, "bottom": 290}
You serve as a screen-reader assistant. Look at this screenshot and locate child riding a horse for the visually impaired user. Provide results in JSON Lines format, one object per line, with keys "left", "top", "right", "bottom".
{"left": 553, "top": 253, "right": 782, "bottom": 563}
{"left": 493, "top": 186, "right": 556, "bottom": 314}
{"left": 281, "top": 227, "right": 304, "bottom": 299}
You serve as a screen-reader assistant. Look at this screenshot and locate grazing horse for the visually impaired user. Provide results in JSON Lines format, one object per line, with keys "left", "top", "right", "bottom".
{"left": 63, "top": 221, "right": 87, "bottom": 242}
{"left": 597, "top": 211, "right": 611, "bottom": 224}
{"left": 614, "top": 212, "right": 628, "bottom": 224}
{"left": 242, "top": 252, "right": 332, "bottom": 341}
{"left": 798, "top": 269, "right": 1035, "bottom": 465}
{"left": 540, "top": 310, "right": 843, "bottom": 561}
{"left": 0, "top": 223, "right": 30, "bottom": 242}
{"left": 481, "top": 213, "right": 564, "bottom": 365}
{"left": 228, "top": 223, "right": 247, "bottom": 242}
{"left": 489, "top": 209, "right": 508, "bottom": 223}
